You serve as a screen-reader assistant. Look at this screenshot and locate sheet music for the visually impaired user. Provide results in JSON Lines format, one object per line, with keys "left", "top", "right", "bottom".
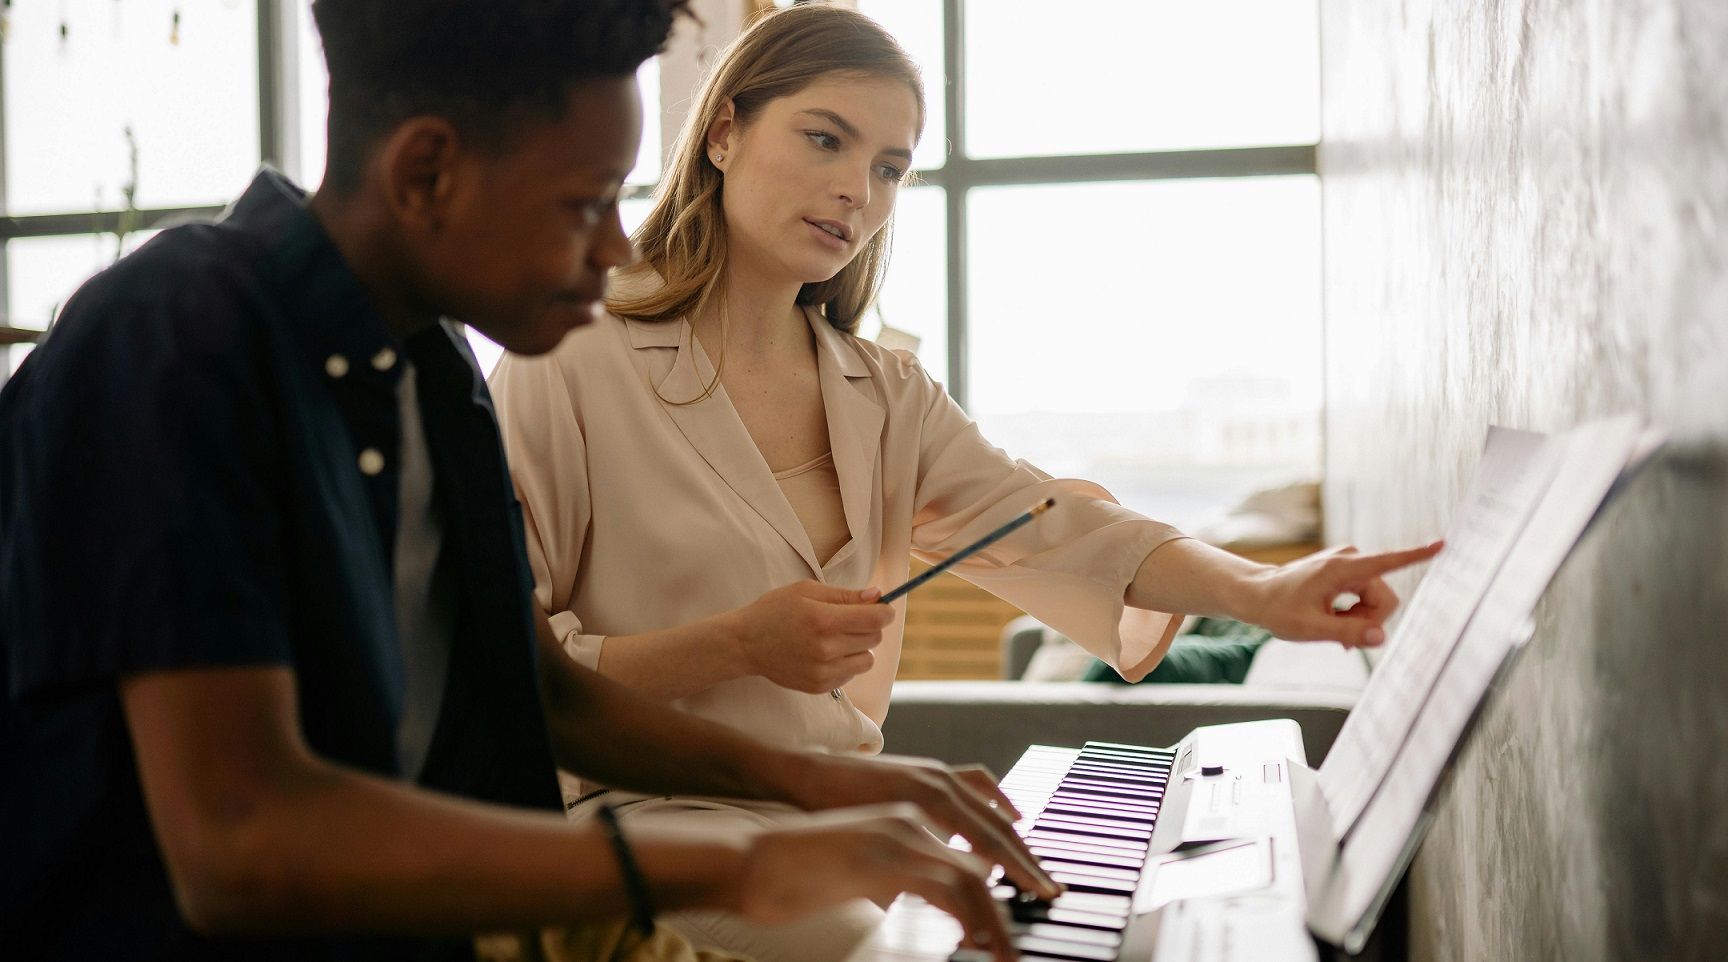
{"left": 1318, "top": 427, "right": 1566, "bottom": 837}
{"left": 1308, "top": 415, "right": 1646, "bottom": 949}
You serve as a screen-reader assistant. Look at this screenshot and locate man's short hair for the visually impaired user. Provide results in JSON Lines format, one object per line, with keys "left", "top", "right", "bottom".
{"left": 310, "top": 0, "right": 689, "bottom": 191}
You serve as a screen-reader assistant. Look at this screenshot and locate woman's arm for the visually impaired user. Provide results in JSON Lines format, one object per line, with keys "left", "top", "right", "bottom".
{"left": 585, "top": 581, "right": 893, "bottom": 699}
{"left": 1126, "top": 536, "right": 1445, "bottom": 647}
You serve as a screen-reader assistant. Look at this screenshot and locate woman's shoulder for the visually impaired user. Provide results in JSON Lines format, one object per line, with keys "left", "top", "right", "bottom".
{"left": 825, "top": 326, "right": 949, "bottom": 414}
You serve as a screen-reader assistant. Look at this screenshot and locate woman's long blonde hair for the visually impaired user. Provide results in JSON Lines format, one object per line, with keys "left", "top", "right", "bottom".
{"left": 608, "top": 3, "right": 926, "bottom": 336}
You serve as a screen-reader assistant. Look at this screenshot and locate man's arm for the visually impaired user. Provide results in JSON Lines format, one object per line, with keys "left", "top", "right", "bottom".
{"left": 123, "top": 664, "right": 1020, "bottom": 956}
{"left": 122, "top": 664, "right": 739, "bottom": 934}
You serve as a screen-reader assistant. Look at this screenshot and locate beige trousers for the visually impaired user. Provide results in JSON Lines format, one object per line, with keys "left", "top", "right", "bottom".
{"left": 475, "top": 918, "right": 749, "bottom": 962}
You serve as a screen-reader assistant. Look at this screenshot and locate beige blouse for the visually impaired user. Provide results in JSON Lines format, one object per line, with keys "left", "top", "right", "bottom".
{"left": 490, "top": 304, "right": 1184, "bottom": 762}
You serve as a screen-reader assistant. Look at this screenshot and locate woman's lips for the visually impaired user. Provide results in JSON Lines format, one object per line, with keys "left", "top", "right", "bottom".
{"left": 805, "top": 218, "right": 849, "bottom": 251}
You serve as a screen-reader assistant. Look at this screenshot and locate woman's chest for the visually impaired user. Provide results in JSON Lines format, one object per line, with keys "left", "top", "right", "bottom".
{"left": 722, "top": 364, "right": 830, "bottom": 472}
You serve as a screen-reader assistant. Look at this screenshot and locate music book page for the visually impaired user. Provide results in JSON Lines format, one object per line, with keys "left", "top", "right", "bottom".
{"left": 1318, "top": 426, "right": 1566, "bottom": 837}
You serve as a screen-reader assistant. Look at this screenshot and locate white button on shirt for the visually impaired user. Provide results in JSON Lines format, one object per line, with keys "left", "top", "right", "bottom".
{"left": 358, "top": 448, "right": 385, "bottom": 476}
{"left": 325, "top": 354, "right": 350, "bottom": 378}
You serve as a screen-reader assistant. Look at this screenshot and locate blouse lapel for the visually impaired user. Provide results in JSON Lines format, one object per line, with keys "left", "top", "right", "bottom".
{"left": 809, "top": 310, "right": 885, "bottom": 573}
{"left": 628, "top": 318, "right": 825, "bottom": 577}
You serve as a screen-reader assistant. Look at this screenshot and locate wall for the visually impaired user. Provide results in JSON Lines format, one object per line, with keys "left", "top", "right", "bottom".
{"left": 1318, "top": 1, "right": 1728, "bottom": 959}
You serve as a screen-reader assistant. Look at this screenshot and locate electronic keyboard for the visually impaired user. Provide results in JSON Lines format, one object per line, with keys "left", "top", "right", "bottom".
{"left": 846, "top": 720, "right": 1318, "bottom": 962}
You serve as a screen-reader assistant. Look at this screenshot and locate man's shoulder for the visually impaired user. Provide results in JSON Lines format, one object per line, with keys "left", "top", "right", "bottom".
{"left": 32, "top": 223, "right": 281, "bottom": 378}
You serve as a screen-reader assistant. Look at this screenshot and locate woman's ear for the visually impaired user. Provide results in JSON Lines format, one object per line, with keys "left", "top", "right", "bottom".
{"left": 705, "top": 98, "right": 737, "bottom": 169}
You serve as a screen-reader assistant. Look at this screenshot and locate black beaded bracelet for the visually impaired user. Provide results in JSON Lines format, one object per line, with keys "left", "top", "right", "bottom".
{"left": 596, "top": 803, "right": 657, "bottom": 937}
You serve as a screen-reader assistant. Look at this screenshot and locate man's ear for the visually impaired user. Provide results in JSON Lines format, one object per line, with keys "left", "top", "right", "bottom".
{"left": 377, "top": 116, "right": 463, "bottom": 231}
{"left": 705, "top": 98, "right": 737, "bottom": 169}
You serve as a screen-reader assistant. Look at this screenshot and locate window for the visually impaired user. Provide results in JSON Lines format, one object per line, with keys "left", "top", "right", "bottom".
{"left": 858, "top": 0, "right": 1322, "bottom": 527}
{"left": 3, "top": 1, "right": 665, "bottom": 381}
{"left": 2, "top": 0, "right": 261, "bottom": 373}
{"left": 5, "top": 3, "right": 1324, "bottom": 532}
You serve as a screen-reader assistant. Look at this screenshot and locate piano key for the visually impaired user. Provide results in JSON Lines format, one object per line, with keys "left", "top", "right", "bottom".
{"left": 1033, "top": 816, "right": 1152, "bottom": 841}
{"left": 1013, "top": 935, "right": 1120, "bottom": 961}
{"left": 1047, "top": 798, "right": 1161, "bottom": 821}
{"left": 1024, "top": 829, "right": 1149, "bottom": 854}
{"left": 1024, "top": 906, "right": 1131, "bottom": 931}
{"left": 1049, "top": 891, "right": 1133, "bottom": 915}
{"left": 1047, "top": 870, "right": 1139, "bottom": 895}
{"left": 1083, "top": 742, "right": 1176, "bottom": 759}
{"left": 1017, "top": 923, "right": 1122, "bottom": 949}
{"left": 1026, "top": 844, "right": 1146, "bottom": 870}
{"left": 1041, "top": 801, "right": 1158, "bottom": 824}
{"left": 1034, "top": 860, "right": 1142, "bottom": 884}
{"left": 1068, "top": 762, "right": 1170, "bottom": 781}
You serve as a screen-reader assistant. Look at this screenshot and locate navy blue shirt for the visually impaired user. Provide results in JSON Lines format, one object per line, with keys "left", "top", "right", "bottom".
{"left": 0, "top": 171, "right": 562, "bottom": 960}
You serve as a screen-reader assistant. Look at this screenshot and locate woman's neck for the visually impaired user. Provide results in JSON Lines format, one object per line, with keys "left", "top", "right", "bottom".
{"left": 691, "top": 258, "right": 811, "bottom": 359}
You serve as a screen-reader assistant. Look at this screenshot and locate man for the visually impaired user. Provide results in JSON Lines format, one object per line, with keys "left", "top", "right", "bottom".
{"left": 0, "top": 2, "right": 1052, "bottom": 959}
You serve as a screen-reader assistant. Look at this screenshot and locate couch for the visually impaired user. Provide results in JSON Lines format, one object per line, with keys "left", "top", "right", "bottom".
{"left": 880, "top": 616, "right": 1370, "bottom": 777}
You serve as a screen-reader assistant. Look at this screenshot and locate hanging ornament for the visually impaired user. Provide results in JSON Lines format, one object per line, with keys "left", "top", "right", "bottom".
{"left": 170, "top": 8, "right": 182, "bottom": 46}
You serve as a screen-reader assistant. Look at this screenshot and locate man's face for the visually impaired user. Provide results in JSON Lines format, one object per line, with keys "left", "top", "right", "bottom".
{"left": 413, "top": 76, "right": 642, "bottom": 356}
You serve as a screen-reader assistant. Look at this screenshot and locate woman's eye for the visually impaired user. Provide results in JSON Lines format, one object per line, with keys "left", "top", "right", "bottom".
{"left": 805, "top": 130, "right": 840, "bottom": 151}
{"left": 877, "top": 164, "right": 907, "bottom": 183}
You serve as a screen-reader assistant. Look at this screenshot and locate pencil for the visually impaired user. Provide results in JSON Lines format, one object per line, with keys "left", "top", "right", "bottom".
{"left": 878, "top": 497, "right": 1057, "bottom": 605}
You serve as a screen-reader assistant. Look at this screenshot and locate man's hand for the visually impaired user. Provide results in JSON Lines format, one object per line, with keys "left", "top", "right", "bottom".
{"left": 1243, "top": 541, "right": 1446, "bottom": 648}
{"left": 728, "top": 805, "right": 1016, "bottom": 961}
{"left": 724, "top": 581, "right": 894, "bottom": 694}
{"left": 776, "top": 753, "right": 1061, "bottom": 901}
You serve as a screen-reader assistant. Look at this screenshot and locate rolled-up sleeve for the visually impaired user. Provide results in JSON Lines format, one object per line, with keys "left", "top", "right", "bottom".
{"left": 489, "top": 353, "right": 607, "bottom": 671}
{"left": 906, "top": 365, "right": 1187, "bottom": 682}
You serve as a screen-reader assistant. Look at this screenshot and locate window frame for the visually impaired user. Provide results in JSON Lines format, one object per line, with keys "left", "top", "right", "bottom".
{"left": 0, "top": 1, "right": 300, "bottom": 379}
{"left": 0, "top": 0, "right": 1320, "bottom": 401}
{"left": 917, "top": 0, "right": 1318, "bottom": 409}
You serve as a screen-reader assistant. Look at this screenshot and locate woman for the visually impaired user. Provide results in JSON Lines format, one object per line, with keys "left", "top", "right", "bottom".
{"left": 491, "top": 6, "right": 1438, "bottom": 959}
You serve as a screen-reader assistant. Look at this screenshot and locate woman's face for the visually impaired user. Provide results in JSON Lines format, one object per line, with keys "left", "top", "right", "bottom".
{"left": 710, "top": 73, "right": 920, "bottom": 286}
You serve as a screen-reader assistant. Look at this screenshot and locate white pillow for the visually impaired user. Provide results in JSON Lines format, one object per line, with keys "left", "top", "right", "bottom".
{"left": 1020, "top": 633, "right": 1098, "bottom": 682}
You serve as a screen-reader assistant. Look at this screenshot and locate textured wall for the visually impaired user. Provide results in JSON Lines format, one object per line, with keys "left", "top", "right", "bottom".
{"left": 1318, "top": 1, "right": 1728, "bottom": 959}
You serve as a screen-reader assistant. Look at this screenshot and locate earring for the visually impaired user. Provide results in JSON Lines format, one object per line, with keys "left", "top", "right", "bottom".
{"left": 713, "top": 152, "right": 724, "bottom": 164}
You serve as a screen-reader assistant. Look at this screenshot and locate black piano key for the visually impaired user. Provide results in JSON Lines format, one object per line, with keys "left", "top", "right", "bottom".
{"left": 1059, "top": 773, "right": 1164, "bottom": 791}
{"left": 1083, "top": 742, "right": 1176, "bottom": 760}
{"left": 1027, "top": 844, "right": 1145, "bottom": 870}
{"left": 1069, "top": 762, "right": 1170, "bottom": 781}
{"left": 1034, "top": 815, "right": 1152, "bottom": 841}
{"left": 1065, "top": 766, "right": 1168, "bottom": 786}
{"left": 1029, "top": 811, "right": 1154, "bottom": 832}
{"left": 1052, "top": 779, "right": 1165, "bottom": 800}
{"left": 1024, "top": 828, "right": 1149, "bottom": 854}
{"left": 1043, "top": 801, "right": 1158, "bottom": 824}
{"left": 1048, "top": 798, "right": 1161, "bottom": 821}
{"left": 1023, "top": 905, "right": 1131, "bottom": 931}
{"left": 1036, "top": 859, "right": 1141, "bottom": 884}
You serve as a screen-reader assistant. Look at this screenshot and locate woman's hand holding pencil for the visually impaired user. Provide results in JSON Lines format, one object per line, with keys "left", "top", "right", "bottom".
{"left": 723, "top": 581, "right": 894, "bottom": 695}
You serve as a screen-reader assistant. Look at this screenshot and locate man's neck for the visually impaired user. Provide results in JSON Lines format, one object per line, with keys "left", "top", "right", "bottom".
{"left": 308, "top": 188, "right": 444, "bottom": 343}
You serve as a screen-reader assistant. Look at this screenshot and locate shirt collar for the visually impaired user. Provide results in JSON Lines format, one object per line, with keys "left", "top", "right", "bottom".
{"left": 222, "top": 168, "right": 408, "bottom": 388}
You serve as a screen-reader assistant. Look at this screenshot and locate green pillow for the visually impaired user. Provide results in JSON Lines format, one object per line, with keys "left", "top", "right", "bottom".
{"left": 1081, "top": 618, "right": 1271, "bottom": 685}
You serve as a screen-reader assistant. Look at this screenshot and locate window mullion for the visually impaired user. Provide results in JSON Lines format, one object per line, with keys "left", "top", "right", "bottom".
{"left": 944, "top": 0, "right": 967, "bottom": 409}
